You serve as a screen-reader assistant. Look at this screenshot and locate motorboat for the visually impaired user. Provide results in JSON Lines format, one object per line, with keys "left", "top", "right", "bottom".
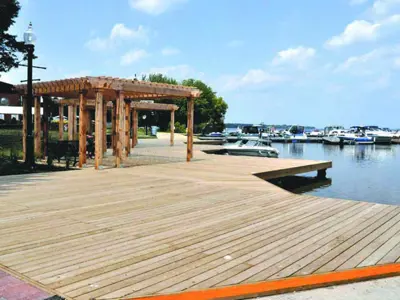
{"left": 281, "top": 125, "right": 308, "bottom": 141}
{"left": 308, "top": 129, "right": 324, "bottom": 137}
{"left": 338, "top": 127, "right": 374, "bottom": 145}
{"left": 224, "top": 137, "right": 279, "bottom": 158}
{"left": 363, "top": 126, "right": 393, "bottom": 144}
{"left": 323, "top": 129, "right": 346, "bottom": 144}
{"left": 198, "top": 132, "right": 226, "bottom": 141}
{"left": 324, "top": 126, "right": 344, "bottom": 136}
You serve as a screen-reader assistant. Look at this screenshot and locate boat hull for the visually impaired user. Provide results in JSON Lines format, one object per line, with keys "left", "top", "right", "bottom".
{"left": 225, "top": 149, "right": 278, "bottom": 158}
{"left": 323, "top": 136, "right": 341, "bottom": 144}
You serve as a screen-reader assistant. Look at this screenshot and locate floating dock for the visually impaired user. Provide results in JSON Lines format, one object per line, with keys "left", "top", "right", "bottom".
{"left": 0, "top": 141, "right": 399, "bottom": 300}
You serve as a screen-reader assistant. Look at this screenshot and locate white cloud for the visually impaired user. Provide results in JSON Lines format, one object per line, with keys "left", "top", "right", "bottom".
{"left": 272, "top": 46, "right": 316, "bottom": 68}
{"left": 227, "top": 40, "right": 244, "bottom": 48}
{"left": 85, "top": 24, "right": 149, "bottom": 51}
{"left": 121, "top": 49, "right": 149, "bottom": 65}
{"left": 335, "top": 49, "right": 381, "bottom": 72}
{"left": 325, "top": 20, "right": 380, "bottom": 47}
{"left": 350, "top": 0, "right": 368, "bottom": 5}
{"left": 372, "top": 0, "right": 400, "bottom": 15}
{"left": 394, "top": 57, "right": 400, "bottom": 67}
{"left": 221, "top": 69, "right": 284, "bottom": 91}
{"left": 335, "top": 45, "right": 400, "bottom": 73}
{"left": 129, "top": 0, "right": 187, "bottom": 15}
{"left": 161, "top": 47, "right": 181, "bottom": 56}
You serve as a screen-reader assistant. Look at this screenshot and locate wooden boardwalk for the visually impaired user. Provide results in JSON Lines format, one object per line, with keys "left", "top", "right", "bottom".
{"left": 0, "top": 141, "right": 399, "bottom": 300}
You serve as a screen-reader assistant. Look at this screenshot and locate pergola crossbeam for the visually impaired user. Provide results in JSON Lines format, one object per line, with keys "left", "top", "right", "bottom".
{"left": 15, "top": 76, "right": 200, "bottom": 170}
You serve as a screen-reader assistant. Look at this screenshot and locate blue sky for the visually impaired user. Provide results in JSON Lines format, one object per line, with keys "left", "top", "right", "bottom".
{"left": 2, "top": 0, "right": 400, "bottom": 128}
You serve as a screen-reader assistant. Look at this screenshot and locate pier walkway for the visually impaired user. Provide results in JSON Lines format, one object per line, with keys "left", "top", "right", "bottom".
{"left": 0, "top": 139, "right": 399, "bottom": 300}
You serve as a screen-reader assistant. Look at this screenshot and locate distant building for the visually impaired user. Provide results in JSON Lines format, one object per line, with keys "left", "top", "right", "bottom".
{"left": 0, "top": 81, "right": 20, "bottom": 123}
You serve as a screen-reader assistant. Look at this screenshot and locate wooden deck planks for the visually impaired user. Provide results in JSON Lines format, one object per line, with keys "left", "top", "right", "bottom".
{"left": 0, "top": 143, "right": 399, "bottom": 299}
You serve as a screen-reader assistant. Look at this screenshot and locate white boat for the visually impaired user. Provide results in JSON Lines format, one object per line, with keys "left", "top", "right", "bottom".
{"left": 281, "top": 125, "right": 308, "bottom": 140}
{"left": 363, "top": 126, "right": 393, "bottom": 144}
{"left": 308, "top": 129, "right": 324, "bottom": 137}
{"left": 224, "top": 138, "right": 279, "bottom": 158}
{"left": 323, "top": 129, "right": 347, "bottom": 144}
{"left": 324, "top": 126, "right": 344, "bottom": 136}
{"left": 338, "top": 128, "right": 374, "bottom": 145}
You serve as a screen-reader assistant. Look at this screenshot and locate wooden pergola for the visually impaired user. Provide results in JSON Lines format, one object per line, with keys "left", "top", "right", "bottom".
{"left": 15, "top": 76, "right": 200, "bottom": 169}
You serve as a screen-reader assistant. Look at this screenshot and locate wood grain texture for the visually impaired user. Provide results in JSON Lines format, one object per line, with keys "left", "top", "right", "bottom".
{"left": 78, "top": 94, "right": 87, "bottom": 168}
{"left": 34, "top": 96, "right": 41, "bottom": 157}
{"left": 0, "top": 142, "right": 398, "bottom": 299}
{"left": 94, "top": 90, "right": 103, "bottom": 169}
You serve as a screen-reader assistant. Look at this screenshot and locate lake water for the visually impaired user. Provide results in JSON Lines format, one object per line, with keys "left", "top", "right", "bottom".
{"left": 272, "top": 143, "right": 400, "bottom": 206}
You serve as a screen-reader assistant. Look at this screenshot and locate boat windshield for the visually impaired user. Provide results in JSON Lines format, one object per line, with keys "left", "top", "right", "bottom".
{"left": 242, "top": 126, "right": 260, "bottom": 134}
{"left": 245, "top": 140, "right": 258, "bottom": 147}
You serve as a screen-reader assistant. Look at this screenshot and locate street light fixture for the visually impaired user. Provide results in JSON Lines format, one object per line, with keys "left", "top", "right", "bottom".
{"left": 24, "top": 22, "right": 36, "bottom": 167}
{"left": 142, "top": 114, "right": 148, "bottom": 135}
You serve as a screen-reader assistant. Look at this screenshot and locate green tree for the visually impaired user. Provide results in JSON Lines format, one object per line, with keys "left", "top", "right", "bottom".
{"left": 0, "top": 0, "right": 26, "bottom": 74}
{"left": 145, "top": 74, "right": 228, "bottom": 133}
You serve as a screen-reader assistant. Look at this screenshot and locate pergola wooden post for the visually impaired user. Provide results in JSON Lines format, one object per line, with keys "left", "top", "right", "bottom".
{"left": 87, "top": 110, "right": 93, "bottom": 134}
{"left": 79, "top": 92, "right": 87, "bottom": 168}
{"left": 125, "top": 100, "right": 131, "bottom": 156}
{"left": 187, "top": 96, "right": 194, "bottom": 161}
{"left": 34, "top": 96, "right": 41, "bottom": 157}
{"left": 22, "top": 96, "right": 27, "bottom": 161}
{"left": 170, "top": 110, "right": 175, "bottom": 146}
{"left": 111, "top": 101, "right": 117, "bottom": 154}
{"left": 132, "top": 109, "right": 138, "bottom": 148}
{"left": 73, "top": 104, "right": 78, "bottom": 140}
{"left": 68, "top": 105, "right": 75, "bottom": 140}
{"left": 16, "top": 76, "right": 200, "bottom": 169}
{"left": 115, "top": 91, "right": 125, "bottom": 167}
{"left": 103, "top": 100, "right": 107, "bottom": 155}
{"left": 42, "top": 98, "right": 49, "bottom": 158}
{"left": 58, "top": 104, "right": 64, "bottom": 140}
{"left": 94, "top": 89, "right": 104, "bottom": 169}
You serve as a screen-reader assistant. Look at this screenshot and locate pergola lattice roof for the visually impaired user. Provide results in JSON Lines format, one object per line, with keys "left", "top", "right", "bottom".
{"left": 15, "top": 76, "right": 201, "bottom": 99}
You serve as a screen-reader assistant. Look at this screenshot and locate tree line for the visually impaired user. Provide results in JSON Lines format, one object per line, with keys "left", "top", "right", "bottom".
{"left": 142, "top": 74, "right": 228, "bottom": 134}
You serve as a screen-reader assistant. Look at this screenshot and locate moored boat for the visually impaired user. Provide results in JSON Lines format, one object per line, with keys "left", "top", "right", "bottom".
{"left": 224, "top": 137, "right": 279, "bottom": 158}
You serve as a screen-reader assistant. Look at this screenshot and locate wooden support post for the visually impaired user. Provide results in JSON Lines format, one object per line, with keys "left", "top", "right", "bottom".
{"left": 42, "top": 98, "right": 49, "bottom": 158}
{"left": 58, "top": 104, "right": 64, "bottom": 140}
{"left": 115, "top": 91, "right": 125, "bottom": 167}
{"left": 132, "top": 109, "right": 138, "bottom": 148}
{"left": 68, "top": 105, "right": 74, "bottom": 140}
{"left": 317, "top": 169, "right": 327, "bottom": 179}
{"left": 187, "top": 96, "right": 194, "bottom": 161}
{"left": 22, "top": 96, "right": 27, "bottom": 161}
{"left": 103, "top": 100, "right": 107, "bottom": 154}
{"left": 87, "top": 110, "right": 93, "bottom": 134}
{"left": 73, "top": 105, "right": 78, "bottom": 140}
{"left": 125, "top": 100, "right": 131, "bottom": 157}
{"left": 34, "top": 96, "right": 41, "bottom": 157}
{"left": 170, "top": 109, "right": 175, "bottom": 146}
{"left": 111, "top": 101, "right": 116, "bottom": 155}
{"left": 79, "top": 93, "right": 87, "bottom": 168}
{"left": 94, "top": 90, "right": 104, "bottom": 170}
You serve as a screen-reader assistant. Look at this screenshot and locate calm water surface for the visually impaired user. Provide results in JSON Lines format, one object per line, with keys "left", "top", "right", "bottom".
{"left": 272, "top": 143, "right": 400, "bottom": 205}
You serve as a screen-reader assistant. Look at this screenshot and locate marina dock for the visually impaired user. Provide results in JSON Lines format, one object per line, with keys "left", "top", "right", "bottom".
{"left": 0, "top": 140, "right": 399, "bottom": 300}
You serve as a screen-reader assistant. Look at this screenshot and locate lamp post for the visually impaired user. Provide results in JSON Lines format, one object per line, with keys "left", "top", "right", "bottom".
{"left": 142, "top": 114, "right": 147, "bottom": 135}
{"left": 24, "top": 22, "right": 36, "bottom": 167}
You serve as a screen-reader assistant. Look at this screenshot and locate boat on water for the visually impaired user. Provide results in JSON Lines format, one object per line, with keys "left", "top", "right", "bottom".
{"left": 338, "top": 127, "right": 374, "bottom": 145}
{"left": 363, "top": 126, "right": 393, "bottom": 144}
{"left": 281, "top": 125, "right": 308, "bottom": 141}
{"left": 324, "top": 126, "right": 345, "bottom": 136}
{"left": 323, "top": 129, "right": 347, "bottom": 144}
{"left": 198, "top": 132, "right": 226, "bottom": 141}
{"left": 224, "top": 137, "right": 279, "bottom": 158}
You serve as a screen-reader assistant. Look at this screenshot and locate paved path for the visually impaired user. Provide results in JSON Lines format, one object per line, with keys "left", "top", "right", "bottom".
{"left": 258, "top": 277, "right": 400, "bottom": 300}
